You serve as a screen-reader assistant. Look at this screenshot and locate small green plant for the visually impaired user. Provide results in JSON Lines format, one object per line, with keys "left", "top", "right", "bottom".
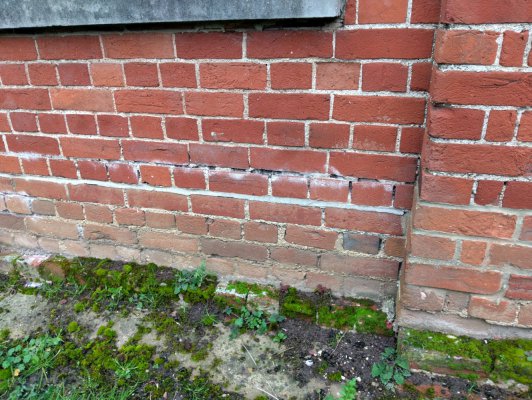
{"left": 174, "top": 262, "right": 207, "bottom": 295}
{"left": 67, "top": 321, "right": 80, "bottom": 333}
{"left": 272, "top": 332, "right": 287, "bottom": 343}
{"left": 371, "top": 347, "right": 411, "bottom": 391}
{"left": 233, "top": 307, "right": 268, "bottom": 335}
{"left": 325, "top": 378, "right": 357, "bottom": 400}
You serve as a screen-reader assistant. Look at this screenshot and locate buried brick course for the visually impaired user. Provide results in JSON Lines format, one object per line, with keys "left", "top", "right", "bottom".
{"left": 0, "top": 0, "right": 531, "bottom": 340}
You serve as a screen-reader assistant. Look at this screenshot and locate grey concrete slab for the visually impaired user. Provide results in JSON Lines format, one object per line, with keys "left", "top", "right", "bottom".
{"left": 0, "top": 0, "right": 344, "bottom": 29}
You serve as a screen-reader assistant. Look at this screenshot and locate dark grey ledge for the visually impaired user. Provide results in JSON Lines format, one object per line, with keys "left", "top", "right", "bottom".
{"left": 0, "top": 0, "right": 344, "bottom": 29}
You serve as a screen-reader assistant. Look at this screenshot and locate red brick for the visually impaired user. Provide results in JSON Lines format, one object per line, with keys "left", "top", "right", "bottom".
{"left": 166, "top": 117, "right": 198, "bottom": 140}
{"left": 200, "top": 63, "right": 266, "bottom": 90}
{"left": 124, "top": 62, "right": 159, "bottom": 87}
{"left": 0, "top": 64, "right": 28, "bottom": 85}
{"left": 411, "top": 62, "right": 433, "bottom": 91}
{"left": 201, "top": 238, "right": 267, "bottom": 262}
{"left": 209, "top": 171, "right": 268, "bottom": 196}
{"left": 285, "top": 225, "right": 337, "bottom": 250}
{"left": 5, "top": 195, "right": 31, "bottom": 214}
{"left": 139, "top": 231, "right": 198, "bottom": 253}
{"left": 475, "top": 181, "right": 503, "bottom": 206}
{"left": 0, "top": 156, "right": 21, "bottom": 174}
{"left": 428, "top": 106, "right": 485, "bottom": 140}
{"left": 159, "top": 63, "right": 197, "bottom": 88}
{"left": 270, "top": 247, "right": 318, "bottom": 267}
{"left": 518, "top": 304, "right": 532, "bottom": 326}
{"left": 51, "top": 89, "right": 113, "bottom": 112}
{"left": 441, "top": 0, "right": 531, "bottom": 24}
{"left": 191, "top": 195, "right": 245, "bottom": 218}
{"left": 461, "top": 241, "right": 487, "bottom": 265}
{"left": 244, "top": 222, "right": 278, "bottom": 243}
{"left": 6, "top": 135, "right": 60, "bottom": 155}
{"left": 351, "top": 181, "right": 393, "bottom": 206}
{"left": 39, "top": 114, "right": 67, "bottom": 134}
{"left": 316, "top": 63, "right": 359, "bottom": 90}
{"left": 0, "top": 214, "right": 25, "bottom": 230}
{"left": 0, "top": 114, "right": 8, "bottom": 132}
{"left": 394, "top": 184, "right": 414, "bottom": 209}
{"left": 11, "top": 112, "right": 38, "bottom": 132}
{"left": 37, "top": 35, "right": 101, "bottom": 59}
{"left": 400, "top": 127, "right": 424, "bottom": 154}
{"left": 271, "top": 176, "right": 308, "bottom": 199}
{"left": 56, "top": 202, "right": 84, "bottom": 220}
{"left": 175, "top": 214, "right": 206, "bottom": 234}
{"left": 401, "top": 286, "right": 446, "bottom": 312}
{"left": 334, "top": 95, "right": 425, "bottom": 124}
{"left": 267, "top": 122, "right": 305, "bottom": 147}
{"left": 122, "top": 140, "right": 188, "bottom": 164}
{"left": 309, "top": 178, "right": 349, "bottom": 202}
{"left": 336, "top": 29, "right": 434, "bottom": 59}
{"left": 362, "top": 63, "right": 408, "bottom": 92}
{"left": 173, "top": 167, "right": 206, "bottom": 189}
{"left": 0, "top": 89, "right": 51, "bottom": 110}
{"left": 520, "top": 216, "right": 532, "bottom": 242}
{"left": 127, "top": 189, "right": 187, "bottom": 211}
{"left": 325, "top": 208, "right": 403, "bottom": 235}
{"left": 97, "top": 114, "right": 129, "bottom": 137}
{"left": 90, "top": 63, "right": 124, "bottom": 87}
{"left": 251, "top": 148, "right": 327, "bottom": 174}
{"left": 435, "top": 30, "right": 499, "bottom": 65}
{"left": 175, "top": 32, "right": 242, "bottom": 59}
{"left": 329, "top": 152, "right": 417, "bottom": 182}
{"left": 78, "top": 160, "right": 107, "bottom": 181}
{"left": 501, "top": 30, "right": 529, "bottom": 67}
{"left": 506, "top": 274, "right": 532, "bottom": 300}
{"left": 250, "top": 202, "right": 321, "bottom": 226}
{"left": 270, "top": 63, "right": 312, "bottom": 89}
{"left": 130, "top": 116, "right": 163, "bottom": 139}
{"left": 424, "top": 142, "right": 531, "bottom": 176}
{"left": 432, "top": 70, "right": 531, "bottom": 107}
{"left": 61, "top": 137, "right": 120, "bottom": 160}
{"left": 0, "top": 37, "right": 37, "bottom": 61}
{"left": 309, "top": 123, "right": 350, "bottom": 149}
{"left": 359, "top": 0, "right": 408, "bottom": 23}
{"left": 208, "top": 219, "right": 241, "bottom": 240}
{"left": 84, "top": 224, "right": 136, "bottom": 244}
{"left": 185, "top": 92, "right": 243, "bottom": 117}
{"left": 490, "top": 243, "right": 532, "bottom": 269}
{"left": 50, "top": 160, "right": 77, "bottom": 179}
{"left": 115, "top": 90, "right": 183, "bottom": 114}
{"left": 469, "top": 297, "right": 517, "bottom": 323}
{"left": 384, "top": 237, "right": 406, "bottom": 258}
{"left": 249, "top": 93, "right": 330, "bottom": 120}
{"left": 103, "top": 33, "right": 174, "bottom": 59}
{"left": 22, "top": 158, "right": 49, "bottom": 176}
{"left": 84, "top": 204, "right": 113, "bottom": 223}
{"left": 26, "top": 217, "right": 79, "bottom": 239}
{"left": 353, "top": 125, "right": 397, "bottom": 152}
{"left": 414, "top": 205, "right": 517, "bottom": 239}
{"left": 406, "top": 263, "right": 502, "bottom": 294}
{"left": 247, "top": 31, "right": 332, "bottom": 58}
{"left": 344, "top": 0, "right": 357, "bottom": 24}
{"left": 518, "top": 111, "right": 532, "bottom": 142}
{"left": 410, "top": 234, "right": 455, "bottom": 260}
{"left": 411, "top": 0, "right": 442, "bottom": 23}
{"left": 503, "top": 181, "right": 532, "bottom": 209}
{"left": 203, "top": 119, "right": 264, "bottom": 144}
{"left": 69, "top": 184, "right": 123, "bottom": 205}
{"left": 486, "top": 110, "right": 517, "bottom": 142}
{"left": 108, "top": 163, "right": 137, "bottom": 184}
{"left": 66, "top": 114, "right": 97, "bottom": 135}
{"left": 58, "top": 63, "right": 90, "bottom": 86}
{"left": 146, "top": 212, "right": 176, "bottom": 229}
{"left": 189, "top": 143, "right": 248, "bottom": 169}
{"left": 140, "top": 165, "right": 172, "bottom": 187}
{"left": 116, "top": 208, "right": 145, "bottom": 226}
{"left": 420, "top": 174, "right": 473, "bottom": 205}
{"left": 322, "top": 254, "right": 399, "bottom": 279}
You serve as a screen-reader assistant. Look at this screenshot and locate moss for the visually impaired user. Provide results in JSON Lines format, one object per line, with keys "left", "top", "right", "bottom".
{"left": 317, "top": 303, "right": 392, "bottom": 336}
{"left": 73, "top": 301, "right": 87, "bottom": 313}
{"left": 182, "top": 275, "right": 218, "bottom": 304}
{"left": 489, "top": 339, "right": 532, "bottom": 385}
{"left": 191, "top": 345, "right": 211, "bottom": 362}
{"left": 317, "top": 361, "right": 329, "bottom": 375}
{"left": 226, "top": 281, "right": 278, "bottom": 299}
{"left": 327, "top": 371, "right": 343, "bottom": 382}
{"left": 67, "top": 321, "right": 80, "bottom": 333}
{"left": 280, "top": 287, "right": 316, "bottom": 321}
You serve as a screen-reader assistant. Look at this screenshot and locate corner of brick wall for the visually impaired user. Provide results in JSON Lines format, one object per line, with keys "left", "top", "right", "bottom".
{"left": 398, "top": 0, "right": 532, "bottom": 338}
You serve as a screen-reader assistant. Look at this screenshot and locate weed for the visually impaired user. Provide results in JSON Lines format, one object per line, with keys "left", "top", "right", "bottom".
{"left": 174, "top": 262, "right": 207, "bottom": 295}
{"left": 325, "top": 378, "right": 357, "bottom": 400}
{"left": 371, "top": 347, "right": 411, "bottom": 391}
{"left": 272, "top": 332, "right": 287, "bottom": 343}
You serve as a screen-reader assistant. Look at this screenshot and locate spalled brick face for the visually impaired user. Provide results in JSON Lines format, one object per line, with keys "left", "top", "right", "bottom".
{"left": 399, "top": 0, "right": 532, "bottom": 337}
{"left": 0, "top": 0, "right": 530, "bottom": 335}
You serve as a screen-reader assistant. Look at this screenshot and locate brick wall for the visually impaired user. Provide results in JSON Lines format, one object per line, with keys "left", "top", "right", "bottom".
{"left": 399, "top": 0, "right": 532, "bottom": 338}
{"left": 0, "top": 0, "right": 530, "bottom": 336}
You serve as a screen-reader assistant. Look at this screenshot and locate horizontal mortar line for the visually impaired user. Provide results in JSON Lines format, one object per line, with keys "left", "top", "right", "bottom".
{"left": 437, "top": 64, "right": 532, "bottom": 73}
{"left": 341, "top": 23, "right": 438, "bottom": 30}
{"left": 415, "top": 198, "right": 530, "bottom": 216}
{"left": 429, "top": 138, "right": 532, "bottom": 147}
{"left": 425, "top": 170, "right": 532, "bottom": 182}
{"left": 445, "top": 23, "right": 532, "bottom": 32}
{"left": 431, "top": 104, "right": 532, "bottom": 111}
{"left": 0, "top": 173, "right": 406, "bottom": 216}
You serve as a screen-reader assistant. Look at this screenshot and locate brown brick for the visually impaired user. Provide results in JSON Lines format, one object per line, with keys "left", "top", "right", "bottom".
{"left": 138, "top": 230, "right": 199, "bottom": 253}
{"left": 342, "top": 233, "right": 381, "bottom": 254}
{"left": 320, "top": 254, "right": 399, "bottom": 279}
{"left": 285, "top": 225, "right": 337, "bottom": 250}
{"left": 208, "top": 219, "right": 241, "bottom": 240}
{"left": 201, "top": 238, "right": 268, "bottom": 262}
{"left": 25, "top": 217, "right": 79, "bottom": 239}
{"left": 244, "top": 222, "right": 278, "bottom": 243}
{"left": 270, "top": 247, "right": 318, "bottom": 267}
{"left": 83, "top": 224, "right": 137, "bottom": 245}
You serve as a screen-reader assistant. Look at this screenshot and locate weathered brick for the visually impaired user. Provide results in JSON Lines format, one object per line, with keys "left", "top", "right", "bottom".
{"left": 428, "top": 106, "right": 485, "bottom": 140}
{"left": 342, "top": 233, "right": 381, "bottom": 255}
{"left": 159, "top": 63, "right": 197, "bottom": 88}
{"left": 84, "top": 224, "right": 137, "bottom": 245}
{"left": 250, "top": 202, "right": 322, "bottom": 226}
{"left": 486, "top": 110, "right": 517, "bottom": 142}
{"left": 461, "top": 241, "right": 487, "bottom": 265}
{"left": 189, "top": 144, "right": 249, "bottom": 169}
{"left": 244, "top": 222, "right": 278, "bottom": 243}
{"left": 316, "top": 62, "right": 359, "bottom": 90}
{"left": 441, "top": 0, "right": 531, "bottom": 24}
{"left": 175, "top": 214, "right": 207, "bottom": 234}
{"left": 139, "top": 231, "right": 199, "bottom": 253}
{"left": 475, "top": 181, "right": 503, "bottom": 206}
{"left": 435, "top": 30, "right": 499, "bottom": 65}
{"left": 208, "top": 219, "right": 241, "bottom": 240}
{"left": 26, "top": 217, "right": 79, "bottom": 239}
{"left": 267, "top": 122, "right": 305, "bottom": 147}
{"left": 123, "top": 140, "right": 188, "bottom": 164}
{"left": 124, "top": 62, "right": 159, "bottom": 87}
{"left": 489, "top": 243, "right": 531, "bottom": 269}
{"left": 209, "top": 171, "right": 268, "bottom": 196}
{"left": 185, "top": 92, "right": 243, "bottom": 117}
{"left": 309, "top": 123, "right": 350, "bottom": 149}
{"left": 334, "top": 96, "right": 425, "bottom": 124}
{"left": 309, "top": 178, "right": 349, "bottom": 202}
{"left": 270, "top": 247, "right": 318, "bottom": 267}
{"left": 201, "top": 238, "right": 268, "bottom": 261}
{"left": 84, "top": 204, "right": 113, "bottom": 223}
{"left": 325, "top": 208, "right": 403, "bottom": 235}
{"left": 351, "top": 182, "right": 393, "bottom": 206}
{"left": 271, "top": 176, "right": 308, "bottom": 199}
{"left": 58, "top": 63, "right": 91, "bottom": 86}
{"left": 469, "top": 297, "right": 517, "bottom": 323}
{"left": 175, "top": 32, "right": 242, "bottom": 59}
{"left": 61, "top": 137, "right": 120, "bottom": 160}
{"left": 285, "top": 225, "right": 337, "bottom": 250}
{"left": 38, "top": 35, "right": 101, "bottom": 59}
{"left": 51, "top": 89, "right": 113, "bottom": 112}
{"left": 321, "top": 254, "right": 399, "bottom": 279}
{"left": 191, "top": 195, "right": 245, "bottom": 218}
{"left": 401, "top": 286, "right": 446, "bottom": 312}
{"left": 502, "top": 181, "right": 532, "bottom": 209}
{"left": 501, "top": 30, "right": 529, "bottom": 67}
{"left": 140, "top": 165, "right": 172, "bottom": 187}
{"left": 202, "top": 119, "right": 264, "bottom": 144}
{"left": 145, "top": 212, "right": 175, "bottom": 229}
{"left": 115, "top": 208, "right": 145, "bottom": 226}
{"left": 354, "top": 125, "right": 397, "bottom": 152}
{"left": 362, "top": 63, "right": 408, "bottom": 92}
{"left": 420, "top": 174, "right": 473, "bottom": 205}
{"left": 251, "top": 148, "right": 327, "bottom": 174}
{"left": 128, "top": 189, "right": 187, "bottom": 212}
{"left": 200, "top": 63, "right": 266, "bottom": 89}
{"left": 410, "top": 234, "right": 456, "bottom": 260}
{"left": 506, "top": 275, "right": 532, "bottom": 300}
